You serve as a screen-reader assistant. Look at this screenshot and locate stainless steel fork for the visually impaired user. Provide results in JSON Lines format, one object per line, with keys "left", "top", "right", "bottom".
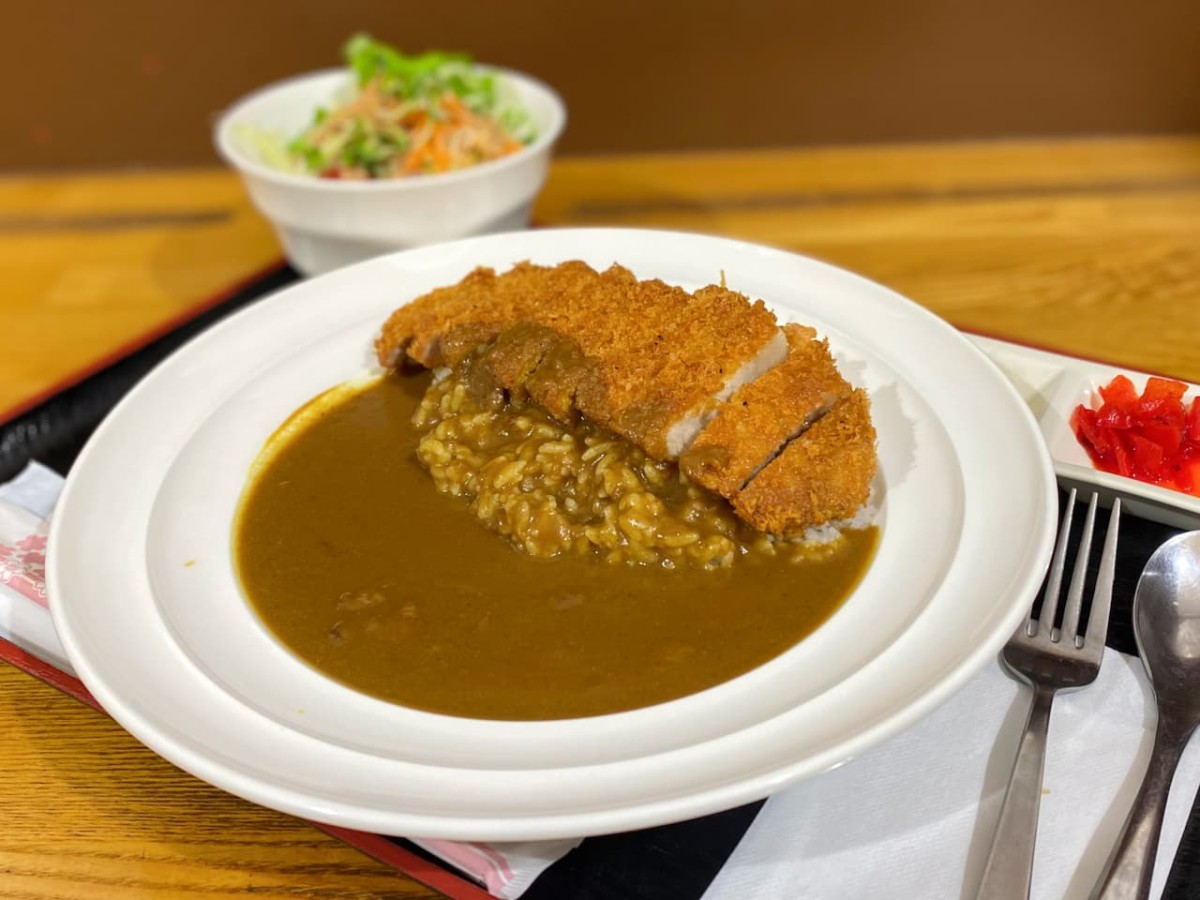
{"left": 975, "top": 488, "right": 1122, "bottom": 900}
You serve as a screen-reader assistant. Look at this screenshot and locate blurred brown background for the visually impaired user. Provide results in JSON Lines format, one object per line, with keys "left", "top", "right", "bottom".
{"left": 8, "top": 0, "right": 1200, "bottom": 170}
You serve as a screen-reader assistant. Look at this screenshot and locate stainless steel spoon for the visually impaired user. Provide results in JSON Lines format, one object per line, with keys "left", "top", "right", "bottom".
{"left": 1090, "top": 530, "right": 1200, "bottom": 900}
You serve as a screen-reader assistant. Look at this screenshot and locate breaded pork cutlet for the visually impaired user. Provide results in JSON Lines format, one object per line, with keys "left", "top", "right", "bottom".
{"left": 732, "top": 389, "right": 877, "bottom": 535}
{"left": 377, "top": 261, "right": 786, "bottom": 460}
{"left": 680, "top": 323, "right": 852, "bottom": 500}
{"left": 375, "top": 260, "right": 878, "bottom": 535}
{"left": 599, "top": 284, "right": 788, "bottom": 459}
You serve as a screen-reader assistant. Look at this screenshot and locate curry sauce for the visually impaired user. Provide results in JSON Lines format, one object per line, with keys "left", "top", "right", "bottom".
{"left": 234, "top": 371, "right": 878, "bottom": 720}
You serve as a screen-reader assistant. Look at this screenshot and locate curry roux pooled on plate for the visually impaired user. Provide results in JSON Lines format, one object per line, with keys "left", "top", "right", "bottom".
{"left": 235, "top": 373, "right": 879, "bottom": 719}
{"left": 376, "top": 260, "right": 879, "bottom": 538}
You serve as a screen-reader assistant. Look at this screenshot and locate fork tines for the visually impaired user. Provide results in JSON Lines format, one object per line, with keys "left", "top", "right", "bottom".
{"left": 1027, "top": 488, "right": 1121, "bottom": 652}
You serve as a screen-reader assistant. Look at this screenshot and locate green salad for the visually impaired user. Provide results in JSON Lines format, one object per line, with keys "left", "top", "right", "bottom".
{"left": 261, "top": 35, "right": 536, "bottom": 179}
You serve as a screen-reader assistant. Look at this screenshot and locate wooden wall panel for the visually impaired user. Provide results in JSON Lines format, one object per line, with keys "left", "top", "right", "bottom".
{"left": 7, "top": 0, "right": 1200, "bottom": 169}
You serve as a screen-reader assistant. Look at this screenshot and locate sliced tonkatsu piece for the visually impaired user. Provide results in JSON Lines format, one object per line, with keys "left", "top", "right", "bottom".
{"left": 680, "top": 323, "right": 851, "bottom": 499}
{"left": 732, "top": 389, "right": 877, "bottom": 536}
{"left": 569, "top": 280, "right": 785, "bottom": 459}
{"left": 423, "top": 261, "right": 601, "bottom": 367}
{"left": 375, "top": 264, "right": 504, "bottom": 367}
{"left": 599, "top": 285, "right": 787, "bottom": 460}
{"left": 469, "top": 264, "right": 671, "bottom": 420}
{"left": 374, "top": 260, "right": 602, "bottom": 368}
{"left": 529, "top": 265, "right": 694, "bottom": 426}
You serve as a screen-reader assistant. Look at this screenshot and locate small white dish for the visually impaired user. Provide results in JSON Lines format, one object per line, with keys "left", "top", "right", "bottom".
{"left": 969, "top": 335, "right": 1200, "bottom": 530}
{"left": 214, "top": 67, "right": 566, "bottom": 276}
{"left": 47, "top": 229, "right": 1056, "bottom": 840}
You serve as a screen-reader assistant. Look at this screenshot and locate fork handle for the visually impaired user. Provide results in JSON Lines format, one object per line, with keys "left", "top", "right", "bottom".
{"left": 975, "top": 683, "right": 1055, "bottom": 900}
{"left": 1088, "top": 715, "right": 1197, "bottom": 900}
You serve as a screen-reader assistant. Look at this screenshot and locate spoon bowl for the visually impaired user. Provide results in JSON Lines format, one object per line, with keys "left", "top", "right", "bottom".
{"left": 1135, "top": 534, "right": 1200, "bottom": 695}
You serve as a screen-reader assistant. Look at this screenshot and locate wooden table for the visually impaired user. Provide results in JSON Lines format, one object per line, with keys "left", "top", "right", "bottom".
{"left": 2, "top": 137, "right": 1199, "bottom": 898}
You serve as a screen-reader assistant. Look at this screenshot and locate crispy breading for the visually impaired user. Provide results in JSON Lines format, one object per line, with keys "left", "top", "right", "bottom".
{"left": 606, "top": 285, "right": 786, "bottom": 459}
{"left": 424, "top": 261, "right": 601, "bottom": 367}
{"left": 374, "top": 261, "right": 601, "bottom": 368}
{"left": 570, "top": 278, "right": 782, "bottom": 459}
{"left": 732, "top": 389, "right": 877, "bottom": 535}
{"left": 375, "top": 265, "right": 500, "bottom": 367}
{"left": 539, "top": 266, "right": 690, "bottom": 430}
{"left": 681, "top": 323, "right": 851, "bottom": 498}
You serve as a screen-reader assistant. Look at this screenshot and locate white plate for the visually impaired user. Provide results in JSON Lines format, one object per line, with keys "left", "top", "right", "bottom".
{"left": 47, "top": 228, "right": 1056, "bottom": 840}
{"left": 971, "top": 335, "right": 1200, "bottom": 530}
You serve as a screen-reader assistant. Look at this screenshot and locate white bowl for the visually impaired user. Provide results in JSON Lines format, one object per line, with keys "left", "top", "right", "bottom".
{"left": 214, "top": 67, "right": 566, "bottom": 275}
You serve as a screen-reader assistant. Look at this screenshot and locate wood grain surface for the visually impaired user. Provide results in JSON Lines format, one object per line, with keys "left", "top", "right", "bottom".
{"left": 0, "top": 665, "right": 442, "bottom": 899}
{"left": 0, "top": 169, "right": 281, "bottom": 421}
{"left": 1, "top": 135, "right": 1199, "bottom": 898}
